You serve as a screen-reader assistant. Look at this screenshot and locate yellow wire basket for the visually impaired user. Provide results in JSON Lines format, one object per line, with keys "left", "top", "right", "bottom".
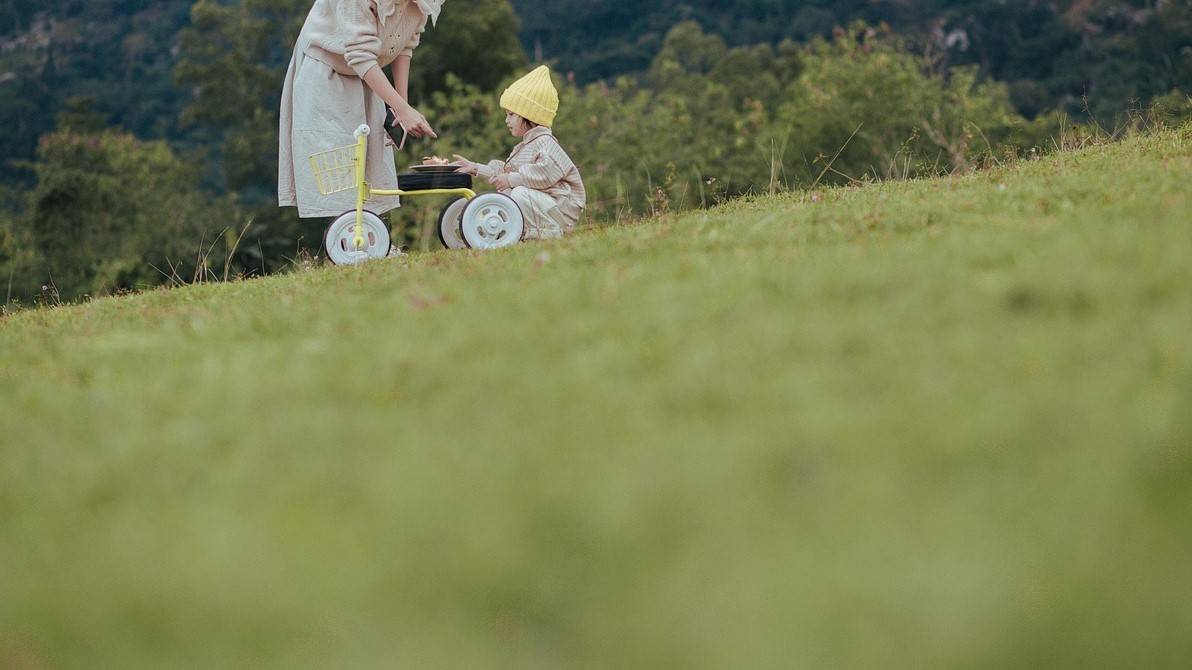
{"left": 308, "top": 143, "right": 359, "bottom": 195}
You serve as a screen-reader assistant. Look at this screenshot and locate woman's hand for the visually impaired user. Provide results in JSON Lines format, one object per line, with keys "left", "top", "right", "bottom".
{"left": 491, "top": 173, "right": 512, "bottom": 190}
{"left": 394, "top": 105, "right": 436, "bottom": 139}
{"left": 363, "top": 65, "right": 436, "bottom": 139}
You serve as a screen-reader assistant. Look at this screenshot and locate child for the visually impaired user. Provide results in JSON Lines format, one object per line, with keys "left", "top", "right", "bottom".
{"left": 452, "top": 66, "right": 586, "bottom": 239}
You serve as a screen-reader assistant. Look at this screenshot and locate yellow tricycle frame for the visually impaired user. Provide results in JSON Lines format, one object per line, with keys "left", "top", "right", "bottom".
{"left": 309, "top": 124, "right": 475, "bottom": 252}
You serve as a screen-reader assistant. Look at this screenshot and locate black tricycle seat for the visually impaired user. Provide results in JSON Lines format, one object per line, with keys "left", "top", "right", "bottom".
{"left": 396, "top": 172, "right": 473, "bottom": 191}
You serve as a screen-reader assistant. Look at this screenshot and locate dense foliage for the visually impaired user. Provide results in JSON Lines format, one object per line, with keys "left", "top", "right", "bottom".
{"left": 514, "top": 0, "right": 1192, "bottom": 121}
{"left": 0, "top": 1, "right": 194, "bottom": 185}
{"left": 417, "top": 23, "right": 1066, "bottom": 221}
{"left": 5, "top": 128, "right": 238, "bottom": 302}
{"left": 1, "top": 0, "right": 1189, "bottom": 304}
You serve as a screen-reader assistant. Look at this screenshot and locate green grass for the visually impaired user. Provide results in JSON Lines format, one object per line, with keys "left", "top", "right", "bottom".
{"left": 2, "top": 126, "right": 1191, "bottom": 669}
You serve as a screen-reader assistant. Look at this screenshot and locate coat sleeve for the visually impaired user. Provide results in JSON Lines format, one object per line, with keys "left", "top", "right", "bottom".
{"left": 476, "top": 159, "right": 508, "bottom": 181}
{"left": 341, "top": 0, "right": 382, "bottom": 78}
{"left": 508, "top": 152, "right": 567, "bottom": 190}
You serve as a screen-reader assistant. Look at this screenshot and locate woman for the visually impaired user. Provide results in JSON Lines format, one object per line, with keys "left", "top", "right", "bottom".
{"left": 278, "top": 0, "right": 444, "bottom": 218}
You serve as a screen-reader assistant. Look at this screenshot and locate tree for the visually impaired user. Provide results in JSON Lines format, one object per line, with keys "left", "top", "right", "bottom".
{"left": 776, "top": 25, "right": 1032, "bottom": 183}
{"left": 0, "top": 1, "right": 196, "bottom": 184}
{"left": 21, "top": 128, "right": 239, "bottom": 301}
{"left": 175, "top": 0, "right": 308, "bottom": 195}
{"left": 406, "top": 0, "right": 527, "bottom": 100}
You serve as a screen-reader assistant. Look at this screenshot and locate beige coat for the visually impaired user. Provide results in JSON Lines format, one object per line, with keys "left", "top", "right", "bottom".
{"left": 278, "top": 0, "right": 430, "bottom": 218}
{"left": 474, "top": 126, "right": 587, "bottom": 223}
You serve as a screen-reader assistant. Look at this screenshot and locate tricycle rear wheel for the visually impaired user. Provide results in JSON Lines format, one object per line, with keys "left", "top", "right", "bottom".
{"left": 459, "top": 193, "right": 524, "bottom": 250}
{"left": 437, "top": 197, "right": 468, "bottom": 250}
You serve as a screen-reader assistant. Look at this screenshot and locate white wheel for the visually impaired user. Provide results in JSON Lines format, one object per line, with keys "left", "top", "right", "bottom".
{"left": 459, "top": 192, "right": 524, "bottom": 250}
{"left": 437, "top": 197, "right": 468, "bottom": 249}
{"left": 324, "top": 210, "right": 391, "bottom": 265}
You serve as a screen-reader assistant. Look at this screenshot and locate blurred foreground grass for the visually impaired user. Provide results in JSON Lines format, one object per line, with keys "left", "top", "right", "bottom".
{"left": 1, "top": 127, "right": 1190, "bottom": 668}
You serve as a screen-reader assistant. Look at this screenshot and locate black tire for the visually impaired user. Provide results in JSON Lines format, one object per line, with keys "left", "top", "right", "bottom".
{"left": 437, "top": 196, "right": 468, "bottom": 249}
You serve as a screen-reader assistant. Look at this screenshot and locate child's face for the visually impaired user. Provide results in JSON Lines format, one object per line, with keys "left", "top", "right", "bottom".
{"left": 505, "top": 111, "right": 530, "bottom": 137}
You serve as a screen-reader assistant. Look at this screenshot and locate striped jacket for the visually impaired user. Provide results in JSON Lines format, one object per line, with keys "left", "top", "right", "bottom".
{"left": 475, "top": 126, "right": 586, "bottom": 222}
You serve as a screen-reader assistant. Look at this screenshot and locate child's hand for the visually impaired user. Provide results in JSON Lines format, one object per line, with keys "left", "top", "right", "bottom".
{"left": 452, "top": 155, "right": 477, "bottom": 175}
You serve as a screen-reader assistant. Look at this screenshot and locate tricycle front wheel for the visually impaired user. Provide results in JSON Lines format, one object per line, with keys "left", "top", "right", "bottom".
{"left": 324, "top": 210, "right": 391, "bottom": 265}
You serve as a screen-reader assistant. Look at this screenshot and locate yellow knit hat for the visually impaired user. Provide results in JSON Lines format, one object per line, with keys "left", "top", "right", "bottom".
{"left": 499, "top": 65, "right": 559, "bottom": 127}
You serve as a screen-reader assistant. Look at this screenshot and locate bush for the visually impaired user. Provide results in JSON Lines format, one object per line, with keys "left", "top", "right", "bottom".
{"left": 1148, "top": 90, "right": 1192, "bottom": 129}
{"left": 403, "top": 22, "right": 1083, "bottom": 226}
{"left": 774, "top": 25, "right": 1033, "bottom": 184}
{"left": 550, "top": 22, "right": 806, "bottom": 220}
{"left": 549, "top": 22, "right": 1054, "bottom": 219}
{"left": 18, "top": 129, "right": 241, "bottom": 302}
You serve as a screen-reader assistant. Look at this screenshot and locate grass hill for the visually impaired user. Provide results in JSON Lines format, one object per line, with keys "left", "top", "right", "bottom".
{"left": 1, "top": 126, "right": 1190, "bottom": 668}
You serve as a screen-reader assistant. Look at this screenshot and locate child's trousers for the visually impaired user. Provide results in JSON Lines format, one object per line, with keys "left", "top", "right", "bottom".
{"left": 509, "top": 186, "right": 572, "bottom": 240}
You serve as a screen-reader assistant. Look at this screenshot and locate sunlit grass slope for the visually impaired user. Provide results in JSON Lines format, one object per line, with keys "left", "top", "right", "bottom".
{"left": 2, "top": 127, "right": 1190, "bottom": 668}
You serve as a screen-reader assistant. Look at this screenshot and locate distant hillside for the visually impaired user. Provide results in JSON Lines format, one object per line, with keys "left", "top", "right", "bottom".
{"left": 0, "top": 1, "right": 194, "bottom": 184}
{"left": 1, "top": 0, "right": 1188, "bottom": 184}
{"left": 510, "top": 0, "right": 1191, "bottom": 119}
